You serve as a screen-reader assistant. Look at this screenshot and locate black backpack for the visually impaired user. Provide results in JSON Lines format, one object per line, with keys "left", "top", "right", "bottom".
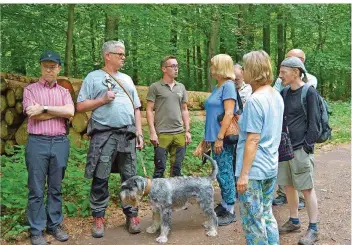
{"left": 283, "top": 84, "right": 332, "bottom": 143}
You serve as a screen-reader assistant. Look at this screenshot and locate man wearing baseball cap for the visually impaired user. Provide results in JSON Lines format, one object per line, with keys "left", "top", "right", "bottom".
{"left": 277, "top": 57, "right": 320, "bottom": 245}
{"left": 23, "top": 51, "right": 74, "bottom": 245}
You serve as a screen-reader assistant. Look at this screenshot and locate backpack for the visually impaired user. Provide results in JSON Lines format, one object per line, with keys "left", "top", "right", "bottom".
{"left": 283, "top": 84, "right": 332, "bottom": 143}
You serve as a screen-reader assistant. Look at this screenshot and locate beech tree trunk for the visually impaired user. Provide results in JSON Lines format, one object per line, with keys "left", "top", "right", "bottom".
{"left": 64, "top": 4, "right": 75, "bottom": 76}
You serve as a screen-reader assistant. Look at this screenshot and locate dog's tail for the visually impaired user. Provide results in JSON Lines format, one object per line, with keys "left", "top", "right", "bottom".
{"left": 203, "top": 153, "right": 218, "bottom": 180}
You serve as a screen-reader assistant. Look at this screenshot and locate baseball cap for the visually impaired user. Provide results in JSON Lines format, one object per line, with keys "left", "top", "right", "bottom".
{"left": 281, "top": 56, "right": 308, "bottom": 82}
{"left": 40, "top": 51, "right": 61, "bottom": 65}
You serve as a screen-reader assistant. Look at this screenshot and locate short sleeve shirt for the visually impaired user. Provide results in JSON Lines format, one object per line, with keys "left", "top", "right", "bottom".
{"left": 204, "top": 80, "right": 239, "bottom": 142}
{"left": 146, "top": 80, "right": 187, "bottom": 133}
{"left": 78, "top": 70, "right": 141, "bottom": 128}
{"left": 235, "top": 90, "right": 284, "bottom": 180}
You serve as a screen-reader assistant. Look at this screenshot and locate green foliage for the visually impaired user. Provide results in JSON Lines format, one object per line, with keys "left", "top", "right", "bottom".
{"left": 326, "top": 101, "right": 351, "bottom": 144}
{"left": 0, "top": 4, "right": 350, "bottom": 100}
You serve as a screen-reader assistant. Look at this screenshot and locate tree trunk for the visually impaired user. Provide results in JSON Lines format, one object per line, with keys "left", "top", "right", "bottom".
{"left": 170, "top": 7, "right": 178, "bottom": 54}
{"left": 263, "top": 23, "right": 271, "bottom": 55}
{"left": 1, "top": 139, "right": 5, "bottom": 155}
{"left": 14, "top": 87, "right": 24, "bottom": 100}
{"left": 277, "top": 11, "right": 285, "bottom": 75}
{"left": 15, "top": 118, "right": 28, "bottom": 145}
{"left": 105, "top": 13, "right": 119, "bottom": 41}
{"left": 131, "top": 18, "right": 139, "bottom": 84}
{"left": 90, "top": 17, "right": 97, "bottom": 66}
{"left": 236, "top": 5, "right": 244, "bottom": 62}
{"left": 1, "top": 95, "right": 8, "bottom": 114}
{"left": 1, "top": 120, "right": 8, "bottom": 139}
{"left": 1, "top": 77, "right": 8, "bottom": 92}
{"left": 5, "top": 108, "right": 23, "bottom": 126}
{"left": 197, "top": 45, "right": 202, "bottom": 90}
{"left": 207, "top": 9, "right": 220, "bottom": 91}
{"left": 71, "top": 112, "right": 89, "bottom": 133}
{"left": 64, "top": 4, "right": 75, "bottom": 77}
{"left": 72, "top": 39, "right": 78, "bottom": 77}
{"left": 15, "top": 101, "right": 23, "bottom": 115}
{"left": 6, "top": 89, "right": 16, "bottom": 107}
{"left": 186, "top": 48, "right": 191, "bottom": 84}
{"left": 192, "top": 44, "right": 197, "bottom": 87}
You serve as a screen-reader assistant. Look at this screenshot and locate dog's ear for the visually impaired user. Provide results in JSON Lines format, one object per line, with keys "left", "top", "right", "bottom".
{"left": 134, "top": 178, "right": 145, "bottom": 192}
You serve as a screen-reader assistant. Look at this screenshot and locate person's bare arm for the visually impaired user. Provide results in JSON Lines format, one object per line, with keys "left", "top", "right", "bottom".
{"left": 237, "top": 132, "right": 260, "bottom": 194}
{"left": 26, "top": 103, "right": 74, "bottom": 119}
{"left": 181, "top": 103, "right": 191, "bottom": 144}
{"left": 146, "top": 100, "right": 158, "bottom": 146}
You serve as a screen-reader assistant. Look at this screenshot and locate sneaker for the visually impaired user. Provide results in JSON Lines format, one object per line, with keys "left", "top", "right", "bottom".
{"left": 298, "top": 229, "right": 318, "bottom": 245}
{"left": 214, "top": 204, "right": 227, "bottom": 216}
{"left": 92, "top": 217, "right": 105, "bottom": 238}
{"left": 30, "top": 235, "right": 46, "bottom": 245}
{"left": 272, "top": 195, "right": 287, "bottom": 206}
{"left": 279, "top": 220, "right": 301, "bottom": 234}
{"left": 47, "top": 226, "right": 69, "bottom": 242}
{"left": 218, "top": 210, "right": 236, "bottom": 226}
{"left": 126, "top": 216, "right": 141, "bottom": 234}
{"left": 298, "top": 198, "right": 306, "bottom": 210}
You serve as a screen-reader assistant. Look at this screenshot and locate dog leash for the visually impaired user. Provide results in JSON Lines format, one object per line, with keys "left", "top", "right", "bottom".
{"left": 138, "top": 149, "right": 149, "bottom": 178}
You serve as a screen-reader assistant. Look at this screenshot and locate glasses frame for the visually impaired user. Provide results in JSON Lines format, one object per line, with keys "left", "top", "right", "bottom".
{"left": 109, "top": 52, "right": 126, "bottom": 58}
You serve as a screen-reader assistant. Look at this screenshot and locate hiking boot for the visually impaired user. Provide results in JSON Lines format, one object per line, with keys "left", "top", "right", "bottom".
{"left": 217, "top": 210, "right": 236, "bottom": 226}
{"left": 298, "top": 198, "right": 306, "bottom": 210}
{"left": 214, "top": 204, "right": 227, "bottom": 216}
{"left": 126, "top": 216, "right": 141, "bottom": 234}
{"left": 30, "top": 235, "right": 46, "bottom": 245}
{"left": 47, "top": 225, "right": 69, "bottom": 242}
{"left": 92, "top": 217, "right": 105, "bottom": 238}
{"left": 279, "top": 220, "right": 301, "bottom": 234}
{"left": 272, "top": 195, "right": 287, "bottom": 206}
{"left": 298, "top": 229, "right": 319, "bottom": 245}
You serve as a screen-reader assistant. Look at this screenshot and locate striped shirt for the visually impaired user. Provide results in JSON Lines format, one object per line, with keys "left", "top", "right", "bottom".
{"left": 23, "top": 78, "right": 74, "bottom": 136}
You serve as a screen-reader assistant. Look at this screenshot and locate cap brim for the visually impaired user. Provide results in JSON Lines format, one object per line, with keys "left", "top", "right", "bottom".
{"left": 40, "top": 58, "right": 61, "bottom": 64}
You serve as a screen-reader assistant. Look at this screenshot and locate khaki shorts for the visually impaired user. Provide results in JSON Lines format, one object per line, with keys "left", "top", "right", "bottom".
{"left": 277, "top": 147, "right": 315, "bottom": 191}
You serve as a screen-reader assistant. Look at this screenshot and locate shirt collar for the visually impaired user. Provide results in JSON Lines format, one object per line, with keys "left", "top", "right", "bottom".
{"left": 40, "top": 77, "right": 57, "bottom": 88}
{"left": 160, "top": 79, "right": 178, "bottom": 86}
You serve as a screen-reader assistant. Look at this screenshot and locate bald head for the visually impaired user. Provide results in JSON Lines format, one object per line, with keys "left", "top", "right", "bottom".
{"left": 287, "top": 49, "right": 306, "bottom": 63}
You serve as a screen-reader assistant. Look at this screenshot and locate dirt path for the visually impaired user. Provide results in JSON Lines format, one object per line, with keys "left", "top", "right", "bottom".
{"left": 13, "top": 144, "right": 351, "bottom": 245}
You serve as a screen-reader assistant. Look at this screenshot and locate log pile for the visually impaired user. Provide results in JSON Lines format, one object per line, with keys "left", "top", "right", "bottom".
{"left": 0, "top": 72, "right": 209, "bottom": 155}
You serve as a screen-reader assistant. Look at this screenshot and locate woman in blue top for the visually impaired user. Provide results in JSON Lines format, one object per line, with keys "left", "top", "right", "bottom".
{"left": 236, "top": 50, "right": 284, "bottom": 244}
{"left": 204, "top": 54, "right": 238, "bottom": 226}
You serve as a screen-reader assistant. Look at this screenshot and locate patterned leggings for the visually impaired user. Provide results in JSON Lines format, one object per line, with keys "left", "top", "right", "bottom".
{"left": 211, "top": 143, "right": 236, "bottom": 205}
{"left": 239, "top": 177, "right": 279, "bottom": 245}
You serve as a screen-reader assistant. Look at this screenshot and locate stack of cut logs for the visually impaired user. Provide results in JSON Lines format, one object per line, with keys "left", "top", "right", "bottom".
{"left": 0, "top": 72, "right": 209, "bottom": 155}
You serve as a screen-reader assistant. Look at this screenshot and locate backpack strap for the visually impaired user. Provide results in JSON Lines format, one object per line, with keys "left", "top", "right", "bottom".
{"left": 301, "top": 83, "right": 312, "bottom": 118}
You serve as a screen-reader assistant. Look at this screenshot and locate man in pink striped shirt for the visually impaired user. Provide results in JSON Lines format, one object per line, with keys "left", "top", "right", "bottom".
{"left": 22, "top": 51, "right": 74, "bottom": 245}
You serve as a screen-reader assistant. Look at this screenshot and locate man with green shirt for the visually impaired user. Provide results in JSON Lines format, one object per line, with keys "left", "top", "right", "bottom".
{"left": 146, "top": 56, "right": 191, "bottom": 178}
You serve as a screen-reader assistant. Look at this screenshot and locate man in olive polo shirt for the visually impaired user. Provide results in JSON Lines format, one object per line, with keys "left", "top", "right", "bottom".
{"left": 146, "top": 55, "right": 191, "bottom": 178}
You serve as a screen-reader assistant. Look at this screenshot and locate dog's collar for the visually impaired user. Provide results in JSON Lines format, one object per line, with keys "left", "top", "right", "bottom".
{"left": 143, "top": 178, "right": 152, "bottom": 197}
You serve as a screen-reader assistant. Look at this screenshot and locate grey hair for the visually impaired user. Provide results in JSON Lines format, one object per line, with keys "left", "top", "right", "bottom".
{"left": 102, "top": 40, "right": 125, "bottom": 59}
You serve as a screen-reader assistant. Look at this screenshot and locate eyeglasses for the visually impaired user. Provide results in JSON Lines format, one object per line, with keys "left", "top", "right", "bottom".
{"left": 109, "top": 52, "right": 126, "bottom": 58}
{"left": 165, "top": 64, "right": 179, "bottom": 69}
{"left": 42, "top": 65, "right": 59, "bottom": 71}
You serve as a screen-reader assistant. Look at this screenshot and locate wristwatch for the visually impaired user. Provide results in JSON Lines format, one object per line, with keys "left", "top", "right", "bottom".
{"left": 43, "top": 105, "right": 48, "bottom": 113}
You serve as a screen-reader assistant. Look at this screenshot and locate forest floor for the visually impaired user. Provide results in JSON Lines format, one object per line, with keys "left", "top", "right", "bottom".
{"left": 6, "top": 144, "right": 351, "bottom": 245}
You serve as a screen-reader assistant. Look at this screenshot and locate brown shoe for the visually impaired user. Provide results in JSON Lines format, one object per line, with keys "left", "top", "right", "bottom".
{"left": 279, "top": 220, "right": 301, "bottom": 234}
{"left": 92, "top": 217, "right": 105, "bottom": 238}
{"left": 298, "top": 229, "right": 318, "bottom": 245}
{"left": 126, "top": 216, "right": 141, "bottom": 234}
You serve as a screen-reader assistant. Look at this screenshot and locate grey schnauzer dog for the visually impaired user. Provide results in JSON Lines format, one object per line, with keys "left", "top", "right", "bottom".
{"left": 120, "top": 154, "right": 218, "bottom": 243}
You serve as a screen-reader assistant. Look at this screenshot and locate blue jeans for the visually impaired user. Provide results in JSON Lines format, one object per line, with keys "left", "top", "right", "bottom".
{"left": 25, "top": 135, "right": 69, "bottom": 236}
{"left": 211, "top": 143, "right": 236, "bottom": 205}
{"left": 239, "top": 177, "right": 279, "bottom": 245}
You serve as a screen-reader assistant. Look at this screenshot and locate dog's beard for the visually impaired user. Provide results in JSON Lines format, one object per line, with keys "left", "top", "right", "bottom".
{"left": 121, "top": 190, "right": 139, "bottom": 208}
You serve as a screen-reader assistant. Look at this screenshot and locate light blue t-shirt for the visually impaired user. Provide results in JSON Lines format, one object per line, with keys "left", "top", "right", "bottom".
{"left": 78, "top": 70, "right": 141, "bottom": 128}
{"left": 235, "top": 89, "right": 284, "bottom": 180}
{"left": 204, "top": 80, "right": 239, "bottom": 142}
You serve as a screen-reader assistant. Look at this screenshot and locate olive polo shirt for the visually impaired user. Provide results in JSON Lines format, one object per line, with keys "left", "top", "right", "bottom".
{"left": 146, "top": 80, "right": 188, "bottom": 134}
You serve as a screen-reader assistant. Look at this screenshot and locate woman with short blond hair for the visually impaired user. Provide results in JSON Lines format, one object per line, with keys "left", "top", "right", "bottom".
{"left": 235, "top": 50, "right": 284, "bottom": 244}
{"left": 204, "top": 54, "right": 239, "bottom": 225}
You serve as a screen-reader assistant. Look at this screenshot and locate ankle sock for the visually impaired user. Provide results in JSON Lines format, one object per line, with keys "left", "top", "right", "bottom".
{"left": 289, "top": 217, "right": 300, "bottom": 225}
{"left": 226, "top": 204, "right": 234, "bottom": 214}
{"left": 308, "top": 222, "right": 318, "bottom": 231}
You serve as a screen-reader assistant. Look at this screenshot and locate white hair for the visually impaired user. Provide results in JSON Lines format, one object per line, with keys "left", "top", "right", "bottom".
{"left": 102, "top": 40, "right": 125, "bottom": 59}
